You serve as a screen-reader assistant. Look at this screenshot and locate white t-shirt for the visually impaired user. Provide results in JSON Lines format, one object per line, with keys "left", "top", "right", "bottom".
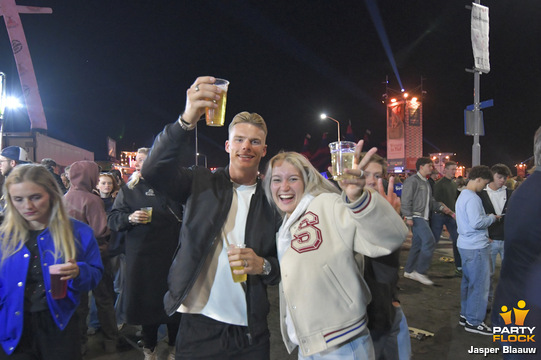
{"left": 485, "top": 185, "right": 507, "bottom": 216}
{"left": 180, "top": 182, "right": 256, "bottom": 326}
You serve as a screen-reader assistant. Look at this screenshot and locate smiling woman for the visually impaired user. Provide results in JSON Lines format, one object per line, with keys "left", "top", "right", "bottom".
{"left": 262, "top": 151, "right": 408, "bottom": 358}
{"left": 0, "top": 164, "right": 103, "bottom": 359}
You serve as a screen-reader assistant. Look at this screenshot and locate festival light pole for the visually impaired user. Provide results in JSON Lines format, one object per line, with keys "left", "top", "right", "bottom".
{"left": 320, "top": 113, "right": 341, "bottom": 142}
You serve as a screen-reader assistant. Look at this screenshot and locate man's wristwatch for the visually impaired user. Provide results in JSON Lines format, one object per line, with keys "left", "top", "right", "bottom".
{"left": 261, "top": 259, "right": 271, "bottom": 276}
{"left": 178, "top": 115, "right": 196, "bottom": 131}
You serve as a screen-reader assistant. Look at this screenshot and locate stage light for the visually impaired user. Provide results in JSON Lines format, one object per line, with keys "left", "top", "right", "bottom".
{"left": 5, "top": 96, "right": 22, "bottom": 109}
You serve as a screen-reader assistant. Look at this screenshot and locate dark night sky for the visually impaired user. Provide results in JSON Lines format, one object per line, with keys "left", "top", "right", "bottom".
{"left": 1, "top": 1, "right": 540, "bottom": 171}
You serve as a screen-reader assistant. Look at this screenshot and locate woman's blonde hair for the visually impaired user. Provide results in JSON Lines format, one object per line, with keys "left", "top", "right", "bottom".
{"left": 127, "top": 147, "right": 149, "bottom": 189}
{"left": 263, "top": 151, "right": 339, "bottom": 215}
{"left": 0, "top": 164, "right": 76, "bottom": 264}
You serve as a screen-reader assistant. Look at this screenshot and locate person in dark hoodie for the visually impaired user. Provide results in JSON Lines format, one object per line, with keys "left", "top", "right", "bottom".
{"left": 64, "top": 160, "right": 120, "bottom": 354}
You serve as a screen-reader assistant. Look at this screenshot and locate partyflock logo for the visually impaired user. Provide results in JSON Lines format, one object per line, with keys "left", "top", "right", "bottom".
{"left": 492, "top": 300, "right": 536, "bottom": 355}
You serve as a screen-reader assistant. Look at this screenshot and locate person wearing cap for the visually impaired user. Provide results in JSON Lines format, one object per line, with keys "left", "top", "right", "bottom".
{"left": 41, "top": 158, "right": 67, "bottom": 194}
{"left": 0, "top": 146, "right": 30, "bottom": 177}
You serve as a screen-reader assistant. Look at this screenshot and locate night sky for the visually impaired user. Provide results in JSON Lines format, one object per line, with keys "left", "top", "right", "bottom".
{"left": 1, "top": 1, "right": 540, "bottom": 171}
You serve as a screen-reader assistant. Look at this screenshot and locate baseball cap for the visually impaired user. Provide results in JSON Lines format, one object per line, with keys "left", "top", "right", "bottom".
{"left": 0, "top": 146, "right": 30, "bottom": 163}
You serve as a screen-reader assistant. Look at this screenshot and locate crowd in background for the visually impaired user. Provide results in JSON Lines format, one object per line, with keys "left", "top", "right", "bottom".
{"left": 0, "top": 83, "right": 539, "bottom": 360}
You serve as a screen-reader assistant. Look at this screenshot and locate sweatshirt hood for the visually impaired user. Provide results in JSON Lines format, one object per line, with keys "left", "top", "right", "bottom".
{"left": 69, "top": 161, "right": 99, "bottom": 192}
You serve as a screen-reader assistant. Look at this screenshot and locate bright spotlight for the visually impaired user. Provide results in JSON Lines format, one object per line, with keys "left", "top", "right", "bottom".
{"left": 320, "top": 113, "right": 327, "bottom": 120}
{"left": 401, "top": 88, "right": 405, "bottom": 92}
{"left": 6, "top": 96, "right": 22, "bottom": 109}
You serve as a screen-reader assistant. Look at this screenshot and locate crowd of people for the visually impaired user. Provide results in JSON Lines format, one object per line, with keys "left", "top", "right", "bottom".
{"left": 0, "top": 75, "right": 539, "bottom": 360}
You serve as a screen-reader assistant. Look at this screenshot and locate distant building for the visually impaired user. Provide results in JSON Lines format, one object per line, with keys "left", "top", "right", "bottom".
{"left": 386, "top": 94, "right": 422, "bottom": 173}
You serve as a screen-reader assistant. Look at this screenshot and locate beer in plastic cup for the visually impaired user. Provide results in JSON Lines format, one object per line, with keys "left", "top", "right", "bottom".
{"left": 141, "top": 207, "right": 152, "bottom": 223}
{"left": 49, "top": 264, "right": 68, "bottom": 299}
{"left": 329, "top": 141, "right": 356, "bottom": 181}
{"left": 228, "top": 244, "right": 247, "bottom": 283}
{"left": 205, "top": 78, "right": 229, "bottom": 127}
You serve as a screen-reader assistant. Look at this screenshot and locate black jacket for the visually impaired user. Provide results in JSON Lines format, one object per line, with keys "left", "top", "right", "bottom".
{"left": 108, "top": 179, "right": 182, "bottom": 324}
{"left": 478, "top": 187, "right": 512, "bottom": 240}
{"left": 142, "top": 121, "right": 281, "bottom": 340}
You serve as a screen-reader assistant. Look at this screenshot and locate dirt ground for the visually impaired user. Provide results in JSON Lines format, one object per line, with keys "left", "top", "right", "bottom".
{"left": 397, "top": 237, "right": 503, "bottom": 360}
{"left": 85, "top": 233, "right": 507, "bottom": 360}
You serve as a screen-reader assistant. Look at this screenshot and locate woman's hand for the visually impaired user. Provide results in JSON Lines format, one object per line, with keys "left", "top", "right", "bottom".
{"left": 59, "top": 259, "right": 80, "bottom": 281}
{"left": 227, "top": 246, "right": 265, "bottom": 275}
{"left": 334, "top": 140, "right": 378, "bottom": 202}
{"left": 128, "top": 210, "right": 149, "bottom": 224}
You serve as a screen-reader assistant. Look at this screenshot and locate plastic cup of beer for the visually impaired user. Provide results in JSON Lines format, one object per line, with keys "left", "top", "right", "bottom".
{"left": 205, "top": 78, "right": 229, "bottom": 127}
{"left": 141, "top": 207, "right": 153, "bottom": 223}
{"left": 49, "top": 264, "right": 68, "bottom": 299}
{"left": 329, "top": 141, "right": 357, "bottom": 181}
{"left": 227, "top": 244, "right": 247, "bottom": 283}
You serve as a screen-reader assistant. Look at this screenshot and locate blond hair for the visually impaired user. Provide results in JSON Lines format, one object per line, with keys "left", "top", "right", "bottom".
{"left": 228, "top": 112, "right": 267, "bottom": 138}
{"left": 1, "top": 164, "right": 76, "bottom": 265}
{"left": 263, "top": 152, "right": 339, "bottom": 215}
{"left": 127, "top": 147, "right": 150, "bottom": 189}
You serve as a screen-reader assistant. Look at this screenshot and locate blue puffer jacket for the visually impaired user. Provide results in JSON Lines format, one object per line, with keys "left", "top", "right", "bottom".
{"left": 0, "top": 219, "right": 103, "bottom": 355}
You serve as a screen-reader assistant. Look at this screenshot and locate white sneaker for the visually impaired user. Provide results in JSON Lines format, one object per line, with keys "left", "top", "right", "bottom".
{"left": 412, "top": 271, "right": 434, "bottom": 285}
{"left": 406, "top": 271, "right": 434, "bottom": 285}
{"left": 143, "top": 347, "right": 158, "bottom": 360}
{"left": 404, "top": 271, "right": 414, "bottom": 279}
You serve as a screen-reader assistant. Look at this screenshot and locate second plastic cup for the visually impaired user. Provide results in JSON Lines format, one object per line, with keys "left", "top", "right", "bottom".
{"left": 205, "top": 78, "right": 229, "bottom": 127}
{"left": 49, "top": 264, "right": 68, "bottom": 299}
{"left": 227, "top": 243, "right": 247, "bottom": 283}
{"left": 141, "top": 207, "right": 153, "bottom": 223}
{"left": 329, "top": 141, "right": 357, "bottom": 181}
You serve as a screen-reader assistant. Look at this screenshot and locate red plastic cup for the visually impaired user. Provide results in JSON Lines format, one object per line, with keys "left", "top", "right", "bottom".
{"left": 49, "top": 264, "right": 68, "bottom": 299}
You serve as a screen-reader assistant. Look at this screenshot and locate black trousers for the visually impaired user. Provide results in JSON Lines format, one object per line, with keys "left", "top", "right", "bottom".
{"left": 0, "top": 310, "right": 81, "bottom": 360}
{"left": 175, "top": 313, "right": 270, "bottom": 360}
{"left": 142, "top": 316, "right": 181, "bottom": 350}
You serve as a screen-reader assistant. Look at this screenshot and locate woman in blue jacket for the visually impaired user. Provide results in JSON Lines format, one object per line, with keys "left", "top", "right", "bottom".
{"left": 0, "top": 164, "right": 103, "bottom": 359}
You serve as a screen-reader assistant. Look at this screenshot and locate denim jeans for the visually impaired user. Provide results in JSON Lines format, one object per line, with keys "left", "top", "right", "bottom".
{"left": 488, "top": 240, "right": 504, "bottom": 304}
{"left": 404, "top": 218, "right": 435, "bottom": 275}
{"left": 431, "top": 212, "right": 462, "bottom": 268}
{"left": 111, "top": 254, "right": 127, "bottom": 325}
{"left": 371, "top": 306, "right": 411, "bottom": 360}
{"left": 459, "top": 247, "right": 490, "bottom": 325}
{"left": 298, "top": 327, "right": 375, "bottom": 360}
{"left": 490, "top": 240, "right": 504, "bottom": 274}
{"left": 396, "top": 307, "right": 412, "bottom": 360}
{"left": 89, "top": 294, "right": 100, "bottom": 329}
